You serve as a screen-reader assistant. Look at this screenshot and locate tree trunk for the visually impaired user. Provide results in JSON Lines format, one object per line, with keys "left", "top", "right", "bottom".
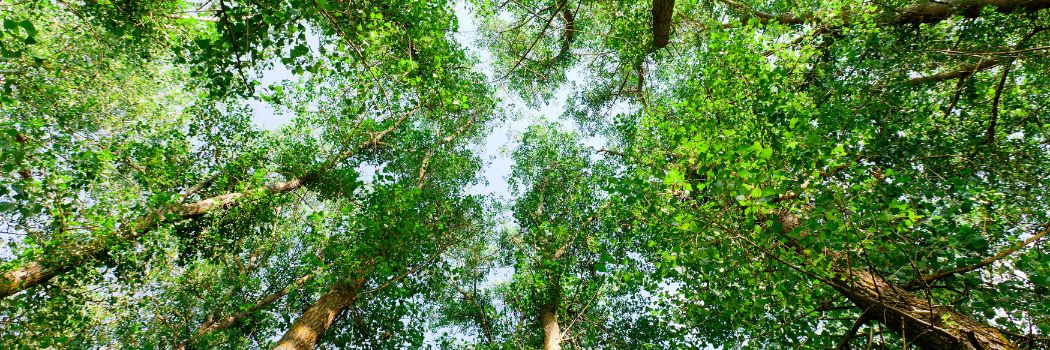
{"left": 776, "top": 212, "right": 1018, "bottom": 349}
{"left": 0, "top": 179, "right": 306, "bottom": 299}
{"left": 540, "top": 303, "right": 562, "bottom": 350}
{"left": 651, "top": 0, "right": 674, "bottom": 50}
{"left": 273, "top": 279, "right": 365, "bottom": 350}
{"left": 0, "top": 113, "right": 413, "bottom": 300}
{"left": 833, "top": 269, "right": 1017, "bottom": 350}
{"left": 556, "top": 0, "right": 576, "bottom": 59}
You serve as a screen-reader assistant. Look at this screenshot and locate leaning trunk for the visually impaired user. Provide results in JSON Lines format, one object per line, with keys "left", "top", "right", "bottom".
{"left": 0, "top": 118, "right": 407, "bottom": 299}
{"left": 540, "top": 304, "right": 562, "bottom": 350}
{"left": 0, "top": 178, "right": 306, "bottom": 299}
{"left": 833, "top": 269, "right": 1017, "bottom": 350}
{"left": 273, "top": 279, "right": 365, "bottom": 350}
{"left": 776, "top": 212, "right": 1017, "bottom": 349}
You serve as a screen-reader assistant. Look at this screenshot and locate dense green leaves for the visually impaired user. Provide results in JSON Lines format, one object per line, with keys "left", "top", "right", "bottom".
{"left": 1, "top": 0, "right": 1048, "bottom": 349}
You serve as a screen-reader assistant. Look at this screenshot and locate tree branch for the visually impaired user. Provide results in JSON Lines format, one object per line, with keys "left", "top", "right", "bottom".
{"left": 717, "top": 0, "right": 1050, "bottom": 28}
{"left": 907, "top": 59, "right": 1004, "bottom": 85}
{"left": 986, "top": 61, "right": 1013, "bottom": 144}
{"left": 447, "top": 272, "right": 495, "bottom": 344}
{"left": 835, "top": 310, "right": 872, "bottom": 350}
{"left": 716, "top": 0, "right": 806, "bottom": 25}
{"left": 500, "top": 0, "right": 570, "bottom": 80}
{"left": 176, "top": 272, "right": 316, "bottom": 350}
{"left": 905, "top": 224, "right": 1049, "bottom": 290}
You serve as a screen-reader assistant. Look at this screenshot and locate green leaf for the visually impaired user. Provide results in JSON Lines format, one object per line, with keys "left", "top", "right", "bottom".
{"left": 749, "top": 186, "right": 762, "bottom": 198}
{"left": 758, "top": 147, "right": 772, "bottom": 160}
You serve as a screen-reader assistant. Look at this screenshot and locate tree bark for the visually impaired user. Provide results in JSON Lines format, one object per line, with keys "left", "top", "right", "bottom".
{"left": 776, "top": 213, "right": 1018, "bottom": 349}
{"left": 907, "top": 59, "right": 1004, "bottom": 85}
{"left": 557, "top": 0, "right": 576, "bottom": 59}
{"left": 652, "top": 0, "right": 675, "bottom": 49}
{"left": 832, "top": 269, "right": 1017, "bottom": 350}
{"left": 0, "top": 110, "right": 413, "bottom": 300}
{"left": 894, "top": 0, "right": 1050, "bottom": 25}
{"left": 273, "top": 279, "right": 365, "bottom": 350}
{"left": 719, "top": 0, "right": 1050, "bottom": 27}
{"left": 540, "top": 303, "right": 562, "bottom": 350}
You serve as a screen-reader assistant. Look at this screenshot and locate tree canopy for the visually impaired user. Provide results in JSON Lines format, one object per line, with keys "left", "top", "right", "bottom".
{"left": 1, "top": 0, "right": 1048, "bottom": 349}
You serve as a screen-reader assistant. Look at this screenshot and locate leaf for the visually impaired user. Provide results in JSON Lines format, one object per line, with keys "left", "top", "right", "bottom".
{"left": 758, "top": 147, "right": 772, "bottom": 160}
{"left": 750, "top": 186, "right": 762, "bottom": 198}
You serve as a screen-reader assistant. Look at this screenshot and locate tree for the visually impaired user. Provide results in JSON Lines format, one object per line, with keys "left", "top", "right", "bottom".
{"left": 2, "top": 0, "right": 1048, "bottom": 349}
{"left": 474, "top": 0, "right": 1050, "bottom": 349}
{"left": 1, "top": 1, "right": 494, "bottom": 349}
{"left": 500, "top": 125, "right": 607, "bottom": 350}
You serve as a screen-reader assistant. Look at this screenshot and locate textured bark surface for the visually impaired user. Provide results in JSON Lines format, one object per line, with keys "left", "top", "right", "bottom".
{"left": 720, "top": 0, "right": 1050, "bottom": 27}
{"left": 540, "top": 304, "right": 562, "bottom": 350}
{"left": 557, "top": 0, "right": 576, "bottom": 59}
{"left": 833, "top": 269, "right": 1018, "bottom": 350}
{"left": 652, "top": 0, "right": 675, "bottom": 49}
{"left": 895, "top": 0, "right": 1050, "bottom": 24}
{"left": 273, "top": 280, "right": 364, "bottom": 350}
{"left": 181, "top": 179, "right": 304, "bottom": 217}
{"left": 777, "top": 212, "right": 1018, "bottom": 349}
{"left": 0, "top": 261, "right": 62, "bottom": 299}
{"left": 0, "top": 179, "right": 306, "bottom": 299}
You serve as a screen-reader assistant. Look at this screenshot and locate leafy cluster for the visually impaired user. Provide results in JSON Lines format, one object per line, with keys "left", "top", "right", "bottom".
{"left": 1, "top": 1, "right": 1048, "bottom": 350}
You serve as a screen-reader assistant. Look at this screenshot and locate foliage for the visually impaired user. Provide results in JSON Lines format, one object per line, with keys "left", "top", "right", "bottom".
{"left": 1, "top": 0, "right": 1048, "bottom": 349}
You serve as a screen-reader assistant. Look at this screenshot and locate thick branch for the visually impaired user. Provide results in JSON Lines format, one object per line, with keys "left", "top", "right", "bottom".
{"left": 540, "top": 303, "right": 562, "bottom": 350}
{"left": 0, "top": 118, "right": 406, "bottom": 299}
{"left": 907, "top": 59, "right": 1004, "bottom": 85}
{"left": 905, "top": 225, "right": 1049, "bottom": 290}
{"left": 894, "top": 0, "right": 1050, "bottom": 25}
{"left": 769, "top": 213, "right": 1019, "bottom": 349}
{"left": 178, "top": 172, "right": 222, "bottom": 201}
{"left": 718, "top": 0, "right": 1050, "bottom": 28}
{"left": 0, "top": 178, "right": 306, "bottom": 299}
{"left": 835, "top": 310, "right": 872, "bottom": 350}
{"left": 557, "top": 0, "right": 576, "bottom": 59}
{"left": 986, "top": 62, "right": 1013, "bottom": 144}
{"left": 910, "top": 24, "right": 1042, "bottom": 86}
{"left": 833, "top": 269, "right": 1017, "bottom": 350}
